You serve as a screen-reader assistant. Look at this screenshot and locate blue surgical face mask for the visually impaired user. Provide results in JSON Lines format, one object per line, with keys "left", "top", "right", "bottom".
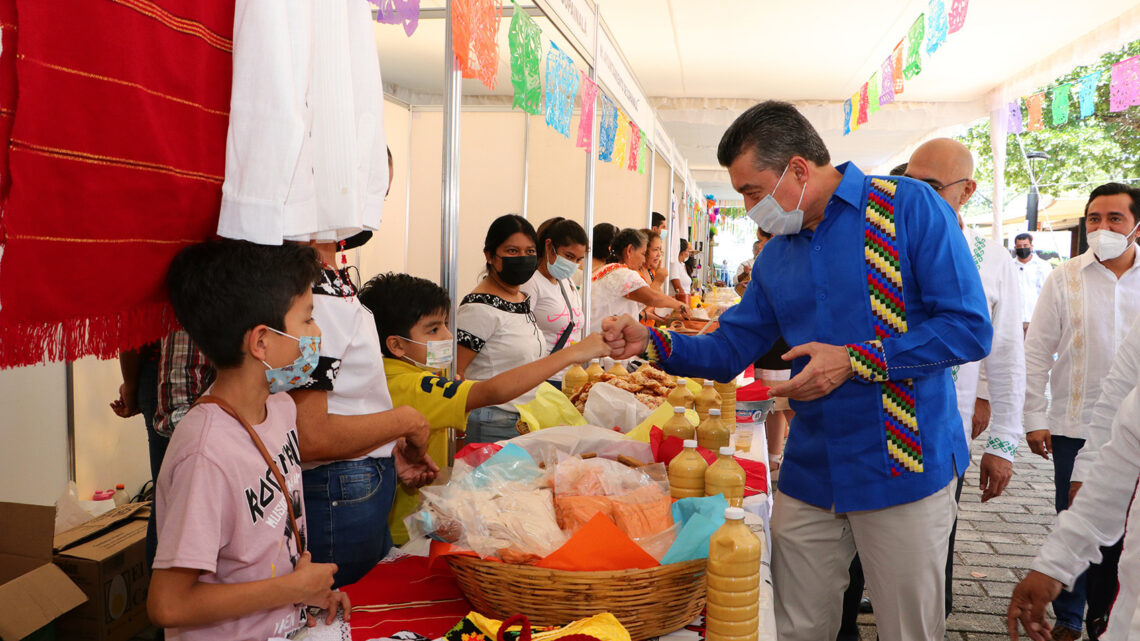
{"left": 746, "top": 164, "right": 807, "bottom": 236}
{"left": 548, "top": 252, "right": 579, "bottom": 280}
{"left": 261, "top": 328, "right": 321, "bottom": 394}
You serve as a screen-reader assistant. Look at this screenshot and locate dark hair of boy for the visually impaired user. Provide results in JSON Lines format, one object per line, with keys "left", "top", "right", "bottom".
{"left": 608, "top": 228, "right": 647, "bottom": 263}
{"left": 651, "top": 212, "right": 665, "bottom": 229}
{"left": 1085, "top": 182, "right": 1140, "bottom": 223}
{"left": 536, "top": 217, "right": 589, "bottom": 251}
{"left": 484, "top": 214, "right": 537, "bottom": 260}
{"left": 167, "top": 239, "right": 321, "bottom": 369}
{"left": 592, "top": 223, "right": 619, "bottom": 261}
{"left": 358, "top": 272, "right": 451, "bottom": 359}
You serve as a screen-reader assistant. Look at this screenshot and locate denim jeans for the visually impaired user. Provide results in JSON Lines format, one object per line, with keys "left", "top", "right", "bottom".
{"left": 465, "top": 406, "right": 521, "bottom": 444}
{"left": 302, "top": 457, "right": 396, "bottom": 588}
{"left": 1051, "top": 435, "right": 1088, "bottom": 632}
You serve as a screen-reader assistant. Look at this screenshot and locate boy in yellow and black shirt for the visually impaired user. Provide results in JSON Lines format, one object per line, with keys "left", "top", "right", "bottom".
{"left": 358, "top": 273, "right": 609, "bottom": 543}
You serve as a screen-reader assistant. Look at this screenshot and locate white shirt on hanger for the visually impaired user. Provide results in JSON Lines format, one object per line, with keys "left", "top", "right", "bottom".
{"left": 218, "top": 0, "right": 387, "bottom": 245}
{"left": 1024, "top": 249, "right": 1140, "bottom": 438}
{"left": 954, "top": 228, "right": 1024, "bottom": 460}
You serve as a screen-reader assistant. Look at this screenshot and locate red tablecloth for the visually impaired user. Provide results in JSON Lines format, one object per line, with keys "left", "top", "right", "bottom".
{"left": 341, "top": 555, "right": 471, "bottom": 641}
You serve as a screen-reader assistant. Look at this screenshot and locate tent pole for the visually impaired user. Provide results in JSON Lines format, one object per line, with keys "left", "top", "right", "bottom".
{"left": 522, "top": 113, "right": 531, "bottom": 219}
{"left": 441, "top": 0, "right": 461, "bottom": 357}
{"left": 581, "top": 5, "right": 600, "bottom": 333}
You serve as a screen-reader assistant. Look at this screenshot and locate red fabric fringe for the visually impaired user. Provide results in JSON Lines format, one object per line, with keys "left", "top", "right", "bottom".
{"left": 0, "top": 301, "right": 179, "bottom": 368}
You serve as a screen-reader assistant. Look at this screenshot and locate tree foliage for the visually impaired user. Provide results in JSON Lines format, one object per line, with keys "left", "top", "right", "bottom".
{"left": 959, "top": 39, "right": 1140, "bottom": 221}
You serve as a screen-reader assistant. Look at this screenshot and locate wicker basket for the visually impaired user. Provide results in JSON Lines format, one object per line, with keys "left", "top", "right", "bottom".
{"left": 445, "top": 555, "right": 707, "bottom": 640}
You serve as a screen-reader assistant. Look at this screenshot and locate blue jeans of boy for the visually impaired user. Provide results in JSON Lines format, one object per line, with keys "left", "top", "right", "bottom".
{"left": 1051, "top": 435, "right": 1087, "bottom": 632}
{"left": 303, "top": 457, "right": 396, "bottom": 588}
{"left": 465, "top": 406, "right": 522, "bottom": 444}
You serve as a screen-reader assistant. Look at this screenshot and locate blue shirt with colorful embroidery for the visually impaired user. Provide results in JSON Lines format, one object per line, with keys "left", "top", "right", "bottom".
{"left": 657, "top": 162, "right": 990, "bottom": 512}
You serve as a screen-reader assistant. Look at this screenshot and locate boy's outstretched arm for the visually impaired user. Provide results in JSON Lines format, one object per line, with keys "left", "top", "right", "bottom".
{"left": 465, "top": 333, "right": 610, "bottom": 411}
{"left": 147, "top": 552, "right": 338, "bottom": 629}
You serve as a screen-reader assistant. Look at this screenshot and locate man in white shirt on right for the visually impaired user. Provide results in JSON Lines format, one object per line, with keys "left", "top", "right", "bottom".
{"left": 1022, "top": 182, "right": 1140, "bottom": 641}
{"left": 1014, "top": 232, "right": 1053, "bottom": 333}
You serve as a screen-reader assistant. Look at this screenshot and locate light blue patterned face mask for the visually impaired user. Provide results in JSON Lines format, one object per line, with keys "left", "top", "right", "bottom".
{"left": 261, "top": 328, "right": 321, "bottom": 394}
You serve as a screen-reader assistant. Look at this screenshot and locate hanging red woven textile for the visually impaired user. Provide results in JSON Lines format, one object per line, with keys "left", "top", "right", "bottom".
{"left": 0, "top": 0, "right": 233, "bottom": 368}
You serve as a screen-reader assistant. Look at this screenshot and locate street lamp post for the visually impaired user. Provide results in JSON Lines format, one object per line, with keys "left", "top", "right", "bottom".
{"left": 1024, "top": 150, "right": 1049, "bottom": 231}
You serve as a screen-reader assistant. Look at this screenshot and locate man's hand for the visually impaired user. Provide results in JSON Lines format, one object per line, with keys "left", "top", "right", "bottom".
{"left": 110, "top": 383, "right": 141, "bottom": 418}
{"left": 395, "top": 440, "right": 439, "bottom": 489}
{"left": 769, "top": 342, "right": 853, "bottom": 401}
{"left": 971, "top": 398, "right": 991, "bottom": 440}
{"left": 979, "top": 453, "right": 1012, "bottom": 502}
{"left": 601, "top": 315, "right": 650, "bottom": 360}
{"left": 1007, "top": 570, "right": 1062, "bottom": 640}
{"left": 1068, "top": 481, "right": 1082, "bottom": 505}
{"left": 1025, "top": 429, "right": 1052, "bottom": 460}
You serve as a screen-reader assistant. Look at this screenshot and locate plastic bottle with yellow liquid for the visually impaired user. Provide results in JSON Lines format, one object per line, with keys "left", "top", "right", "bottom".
{"left": 705, "top": 446, "right": 745, "bottom": 508}
{"left": 695, "top": 379, "right": 719, "bottom": 422}
{"left": 585, "top": 359, "right": 605, "bottom": 382}
{"left": 563, "top": 362, "right": 589, "bottom": 397}
{"left": 667, "top": 378, "right": 695, "bottom": 410}
{"left": 715, "top": 380, "right": 737, "bottom": 432}
{"left": 697, "top": 408, "right": 731, "bottom": 452}
{"left": 606, "top": 359, "right": 629, "bottom": 377}
{"left": 668, "top": 439, "right": 708, "bottom": 499}
{"left": 662, "top": 406, "right": 695, "bottom": 441}
{"left": 706, "top": 506, "right": 762, "bottom": 641}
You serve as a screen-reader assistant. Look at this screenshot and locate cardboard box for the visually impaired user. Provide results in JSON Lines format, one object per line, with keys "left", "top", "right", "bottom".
{"left": 51, "top": 503, "right": 151, "bottom": 641}
{"left": 0, "top": 502, "right": 88, "bottom": 641}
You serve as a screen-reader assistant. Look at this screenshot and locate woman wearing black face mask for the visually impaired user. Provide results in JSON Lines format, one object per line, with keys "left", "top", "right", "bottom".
{"left": 456, "top": 214, "right": 547, "bottom": 443}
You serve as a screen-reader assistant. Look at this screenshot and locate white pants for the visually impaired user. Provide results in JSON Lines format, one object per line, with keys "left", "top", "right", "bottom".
{"left": 771, "top": 478, "right": 957, "bottom": 641}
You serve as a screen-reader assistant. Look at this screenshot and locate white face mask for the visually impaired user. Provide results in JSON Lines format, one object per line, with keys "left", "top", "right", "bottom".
{"left": 746, "top": 164, "right": 807, "bottom": 236}
{"left": 548, "top": 252, "right": 579, "bottom": 280}
{"left": 399, "top": 337, "right": 453, "bottom": 370}
{"left": 1088, "top": 220, "right": 1140, "bottom": 261}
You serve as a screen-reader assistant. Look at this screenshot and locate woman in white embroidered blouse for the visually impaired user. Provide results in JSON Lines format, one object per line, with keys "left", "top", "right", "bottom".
{"left": 457, "top": 215, "right": 547, "bottom": 443}
{"left": 590, "top": 228, "right": 688, "bottom": 333}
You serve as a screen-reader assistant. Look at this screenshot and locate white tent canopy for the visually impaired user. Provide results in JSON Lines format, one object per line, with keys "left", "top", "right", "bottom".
{"left": 595, "top": 0, "right": 1140, "bottom": 201}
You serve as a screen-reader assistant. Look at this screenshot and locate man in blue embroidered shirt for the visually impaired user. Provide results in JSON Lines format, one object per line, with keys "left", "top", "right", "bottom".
{"left": 602, "top": 101, "right": 991, "bottom": 641}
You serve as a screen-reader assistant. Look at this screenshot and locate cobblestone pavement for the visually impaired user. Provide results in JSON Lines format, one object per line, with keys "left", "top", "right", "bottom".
{"left": 856, "top": 435, "right": 1057, "bottom": 640}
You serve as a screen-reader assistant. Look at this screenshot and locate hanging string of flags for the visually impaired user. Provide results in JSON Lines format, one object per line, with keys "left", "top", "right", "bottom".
{"left": 1005, "top": 49, "right": 1139, "bottom": 134}
{"left": 844, "top": 0, "right": 970, "bottom": 134}
{"left": 375, "top": 0, "right": 649, "bottom": 172}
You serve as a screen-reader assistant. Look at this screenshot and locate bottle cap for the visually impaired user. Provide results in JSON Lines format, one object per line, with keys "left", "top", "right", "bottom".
{"left": 719, "top": 446, "right": 735, "bottom": 456}
{"left": 682, "top": 439, "right": 698, "bottom": 449}
{"left": 677, "top": 378, "right": 688, "bottom": 384}
{"left": 674, "top": 406, "right": 686, "bottom": 413}
{"left": 115, "top": 483, "right": 125, "bottom": 489}
{"left": 709, "top": 408, "right": 721, "bottom": 416}
{"left": 704, "top": 379, "right": 714, "bottom": 386}
{"left": 725, "top": 507, "right": 746, "bottom": 520}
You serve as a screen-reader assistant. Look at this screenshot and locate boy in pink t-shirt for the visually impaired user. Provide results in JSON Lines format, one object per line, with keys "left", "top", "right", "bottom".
{"left": 149, "top": 240, "right": 350, "bottom": 640}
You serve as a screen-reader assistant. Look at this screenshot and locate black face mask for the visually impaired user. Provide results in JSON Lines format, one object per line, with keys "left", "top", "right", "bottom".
{"left": 1015, "top": 247, "right": 1033, "bottom": 259}
{"left": 495, "top": 255, "right": 538, "bottom": 286}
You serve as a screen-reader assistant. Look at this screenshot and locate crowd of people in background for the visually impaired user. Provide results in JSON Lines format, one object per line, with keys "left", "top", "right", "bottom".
{"left": 108, "top": 100, "right": 1140, "bottom": 641}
